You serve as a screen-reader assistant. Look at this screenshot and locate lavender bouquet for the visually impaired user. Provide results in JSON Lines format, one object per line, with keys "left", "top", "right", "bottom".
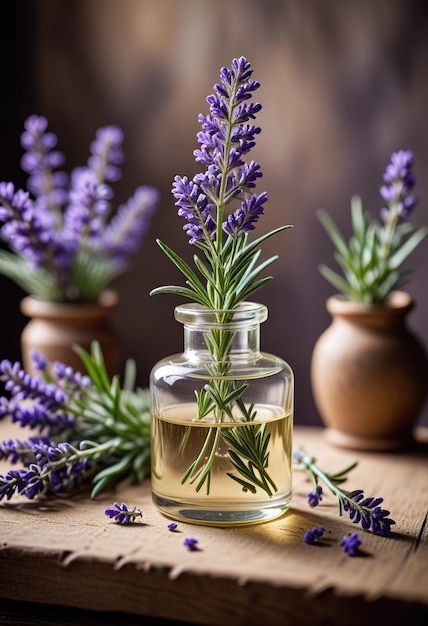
{"left": 0, "top": 116, "right": 159, "bottom": 302}
{"left": 0, "top": 342, "right": 151, "bottom": 500}
{"left": 318, "top": 150, "right": 427, "bottom": 304}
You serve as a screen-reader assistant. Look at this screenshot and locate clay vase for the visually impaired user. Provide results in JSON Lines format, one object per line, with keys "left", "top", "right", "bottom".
{"left": 20, "top": 290, "right": 120, "bottom": 378}
{"left": 311, "top": 291, "right": 428, "bottom": 451}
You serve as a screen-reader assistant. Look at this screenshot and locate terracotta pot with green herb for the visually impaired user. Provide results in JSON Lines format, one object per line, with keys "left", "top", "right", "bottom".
{"left": 312, "top": 150, "right": 428, "bottom": 450}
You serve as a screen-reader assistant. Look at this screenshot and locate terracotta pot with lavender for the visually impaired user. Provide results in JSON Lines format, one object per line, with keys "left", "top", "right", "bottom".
{"left": 0, "top": 115, "right": 158, "bottom": 373}
{"left": 20, "top": 290, "right": 120, "bottom": 377}
{"left": 312, "top": 150, "right": 428, "bottom": 451}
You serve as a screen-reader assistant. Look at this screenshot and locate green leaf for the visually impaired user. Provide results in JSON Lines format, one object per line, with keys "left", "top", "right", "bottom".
{"left": 388, "top": 226, "right": 428, "bottom": 269}
{"left": 0, "top": 250, "right": 63, "bottom": 299}
{"left": 71, "top": 250, "right": 120, "bottom": 302}
{"left": 236, "top": 276, "right": 273, "bottom": 301}
{"left": 151, "top": 239, "right": 209, "bottom": 303}
{"left": 91, "top": 450, "right": 135, "bottom": 482}
{"left": 90, "top": 475, "right": 113, "bottom": 500}
{"left": 318, "top": 264, "right": 351, "bottom": 296}
{"left": 123, "top": 358, "right": 137, "bottom": 392}
{"left": 350, "top": 195, "right": 367, "bottom": 245}
{"left": 150, "top": 285, "right": 209, "bottom": 305}
{"left": 73, "top": 341, "right": 111, "bottom": 394}
{"left": 317, "top": 210, "right": 350, "bottom": 258}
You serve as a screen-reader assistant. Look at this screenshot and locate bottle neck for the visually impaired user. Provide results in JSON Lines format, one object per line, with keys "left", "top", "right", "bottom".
{"left": 183, "top": 324, "right": 261, "bottom": 362}
{"left": 175, "top": 302, "right": 267, "bottom": 364}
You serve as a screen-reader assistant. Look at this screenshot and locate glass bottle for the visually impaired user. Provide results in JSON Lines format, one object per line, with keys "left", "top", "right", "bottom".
{"left": 150, "top": 302, "right": 294, "bottom": 526}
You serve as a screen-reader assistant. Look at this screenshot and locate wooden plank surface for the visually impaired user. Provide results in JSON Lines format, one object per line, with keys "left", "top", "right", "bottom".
{"left": 1, "top": 424, "right": 427, "bottom": 626}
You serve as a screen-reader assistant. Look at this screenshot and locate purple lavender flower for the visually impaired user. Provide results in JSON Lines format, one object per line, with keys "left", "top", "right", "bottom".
{"left": 8, "top": 401, "right": 74, "bottom": 435}
{"left": 307, "top": 485, "right": 324, "bottom": 508}
{"left": 0, "top": 115, "right": 157, "bottom": 302}
{"left": 88, "top": 126, "right": 124, "bottom": 183}
{"left": 340, "top": 533, "right": 362, "bottom": 556}
{"left": 172, "top": 175, "right": 217, "bottom": 245}
{"left": 0, "top": 436, "right": 95, "bottom": 500}
{"left": 29, "top": 440, "right": 92, "bottom": 494}
{"left": 0, "top": 467, "right": 28, "bottom": 500}
{"left": 343, "top": 489, "right": 396, "bottom": 537}
{"left": 380, "top": 149, "right": 418, "bottom": 222}
{"left": 223, "top": 191, "right": 267, "bottom": 236}
{"left": 0, "top": 461, "right": 49, "bottom": 500}
{"left": 20, "top": 463, "right": 47, "bottom": 499}
{"left": 0, "top": 185, "right": 57, "bottom": 269}
{"left": 31, "top": 350, "right": 48, "bottom": 372}
{"left": 53, "top": 361, "right": 91, "bottom": 391}
{"left": 172, "top": 56, "right": 266, "bottom": 246}
{"left": 183, "top": 537, "right": 199, "bottom": 551}
{"left": 99, "top": 186, "right": 159, "bottom": 264}
{"left": 303, "top": 527, "right": 325, "bottom": 545}
{"left": 294, "top": 449, "right": 395, "bottom": 537}
{"left": 0, "top": 359, "right": 68, "bottom": 410}
{"left": 64, "top": 168, "right": 112, "bottom": 241}
{"left": 104, "top": 502, "right": 143, "bottom": 524}
{"left": 0, "top": 436, "right": 49, "bottom": 464}
{"left": 20, "top": 114, "right": 68, "bottom": 210}
{"left": 168, "top": 522, "right": 178, "bottom": 532}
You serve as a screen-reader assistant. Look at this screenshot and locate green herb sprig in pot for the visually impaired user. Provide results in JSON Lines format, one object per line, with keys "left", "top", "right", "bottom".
{"left": 317, "top": 150, "right": 427, "bottom": 304}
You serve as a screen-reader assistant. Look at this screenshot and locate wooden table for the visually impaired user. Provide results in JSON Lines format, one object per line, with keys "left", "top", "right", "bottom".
{"left": 1, "top": 424, "right": 427, "bottom": 626}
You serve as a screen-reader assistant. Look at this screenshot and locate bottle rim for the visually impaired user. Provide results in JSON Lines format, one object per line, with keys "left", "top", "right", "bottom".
{"left": 174, "top": 301, "right": 268, "bottom": 328}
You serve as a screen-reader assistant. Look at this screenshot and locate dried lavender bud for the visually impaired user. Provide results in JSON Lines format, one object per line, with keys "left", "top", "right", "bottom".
{"left": 340, "top": 533, "right": 362, "bottom": 556}
{"left": 104, "top": 502, "right": 143, "bottom": 525}
{"left": 183, "top": 537, "right": 199, "bottom": 551}
{"left": 303, "top": 527, "right": 325, "bottom": 545}
{"left": 307, "top": 485, "right": 323, "bottom": 507}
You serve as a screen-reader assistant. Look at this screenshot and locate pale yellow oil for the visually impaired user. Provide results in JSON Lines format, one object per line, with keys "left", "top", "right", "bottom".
{"left": 151, "top": 403, "right": 292, "bottom": 525}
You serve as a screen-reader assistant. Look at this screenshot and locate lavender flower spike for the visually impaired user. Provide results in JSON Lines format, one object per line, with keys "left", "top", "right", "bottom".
{"left": 172, "top": 56, "right": 265, "bottom": 247}
{"left": 380, "top": 149, "right": 418, "bottom": 222}
{"left": 0, "top": 359, "right": 68, "bottom": 411}
{"left": 100, "top": 185, "right": 159, "bottom": 264}
{"left": 293, "top": 449, "right": 396, "bottom": 536}
{"left": 88, "top": 125, "right": 124, "bottom": 184}
{"left": 20, "top": 114, "right": 68, "bottom": 210}
{"left": 343, "top": 490, "right": 396, "bottom": 537}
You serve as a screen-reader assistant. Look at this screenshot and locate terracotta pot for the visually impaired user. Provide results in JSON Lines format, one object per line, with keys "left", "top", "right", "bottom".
{"left": 20, "top": 290, "right": 120, "bottom": 378}
{"left": 311, "top": 291, "right": 428, "bottom": 451}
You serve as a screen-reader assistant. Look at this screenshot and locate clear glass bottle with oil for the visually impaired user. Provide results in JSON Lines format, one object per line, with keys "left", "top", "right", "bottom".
{"left": 150, "top": 302, "right": 293, "bottom": 526}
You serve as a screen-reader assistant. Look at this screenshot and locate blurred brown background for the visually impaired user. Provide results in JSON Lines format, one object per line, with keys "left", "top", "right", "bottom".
{"left": 1, "top": 0, "right": 427, "bottom": 428}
